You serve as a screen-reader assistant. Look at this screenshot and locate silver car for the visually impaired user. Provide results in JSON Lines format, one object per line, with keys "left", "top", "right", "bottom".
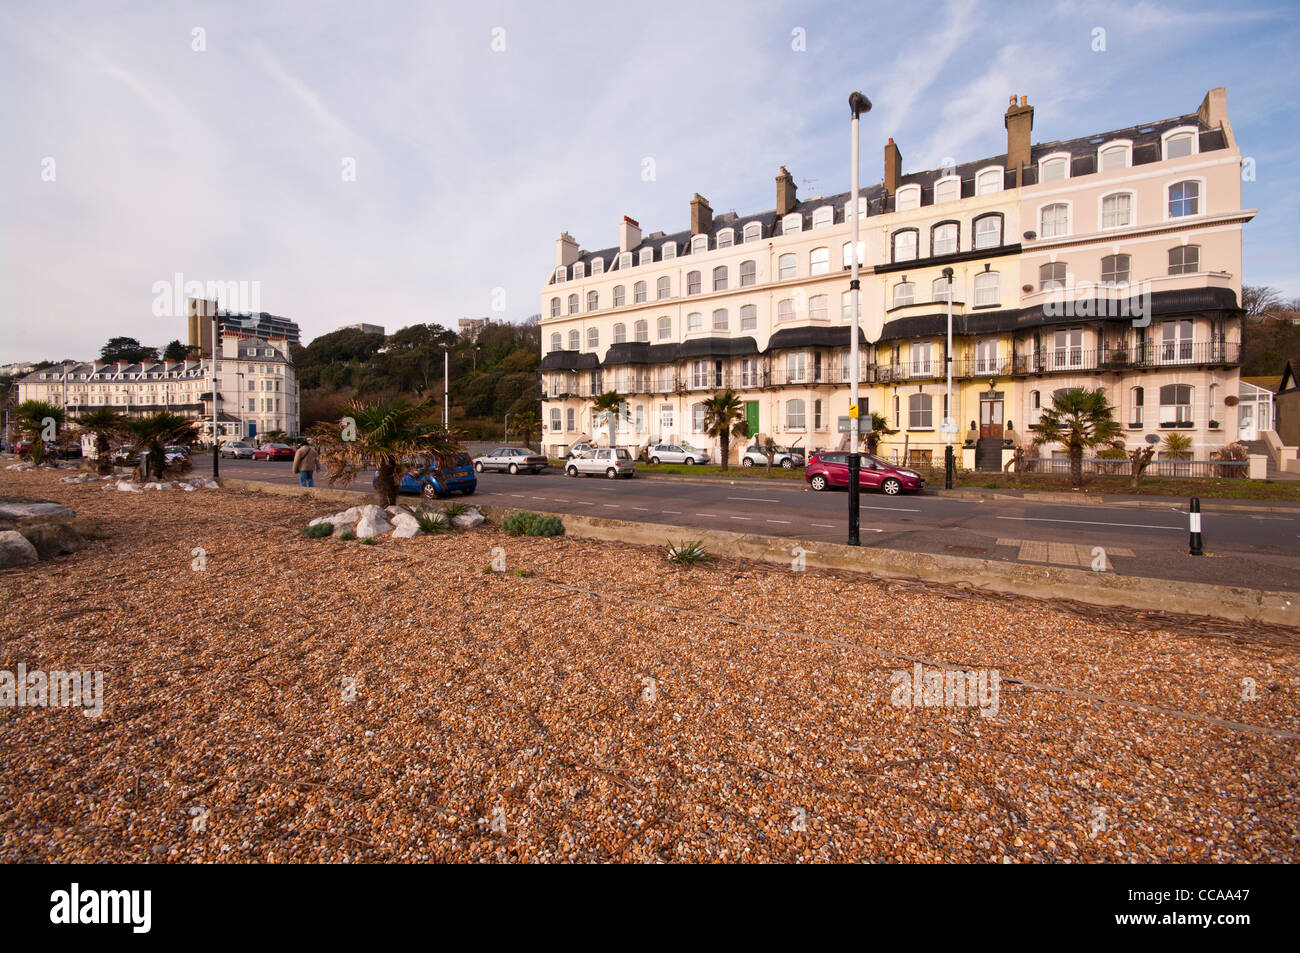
{"left": 646, "top": 443, "right": 710, "bottom": 465}
{"left": 474, "top": 447, "right": 548, "bottom": 474}
{"left": 564, "top": 448, "right": 635, "bottom": 479}
{"left": 219, "top": 440, "right": 255, "bottom": 459}
{"left": 741, "top": 445, "right": 804, "bottom": 468}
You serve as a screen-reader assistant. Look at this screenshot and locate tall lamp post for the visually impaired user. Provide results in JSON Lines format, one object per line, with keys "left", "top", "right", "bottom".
{"left": 943, "top": 266, "right": 955, "bottom": 489}
{"left": 442, "top": 345, "right": 450, "bottom": 430}
{"left": 211, "top": 308, "right": 220, "bottom": 478}
{"left": 847, "top": 90, "right": 872, "bottom": 546}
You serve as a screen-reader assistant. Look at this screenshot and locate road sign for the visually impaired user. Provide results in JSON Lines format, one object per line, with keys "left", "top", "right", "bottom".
{"left": 848, "top": 404, "right": 858, "bottom": 418}
{"left": 940, "top": 417, "right": 958, "bottom": 435}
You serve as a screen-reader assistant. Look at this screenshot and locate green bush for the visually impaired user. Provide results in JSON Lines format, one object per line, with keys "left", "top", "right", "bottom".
{"left": 416, "top": 513, "right": 451, "bottom": 534}
{"left": 302, "top": 523, "right": 332, "bottom": 538}
{"left": 501, "top": 511, "right": 565, "bottom": 537}
{"left": 667, "top": 540, "right": 711, "bottom": 566}
{"left": 360, "top": 538, "right": 378, "bottom": 546}
{"left": 338, "top": 530, "right": 356, "bottom": 541}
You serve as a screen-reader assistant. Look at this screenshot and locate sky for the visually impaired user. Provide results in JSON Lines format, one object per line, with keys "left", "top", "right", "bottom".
{"left": 1, "top": 0, "right": 1297, "bottom": 363}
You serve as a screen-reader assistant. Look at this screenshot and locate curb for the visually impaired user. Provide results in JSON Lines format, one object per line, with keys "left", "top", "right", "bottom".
{"left": 226, "top": 477, "right": 1298, "bottom": 627}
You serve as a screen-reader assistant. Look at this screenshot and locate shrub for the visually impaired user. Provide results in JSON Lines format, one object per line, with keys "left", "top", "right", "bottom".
{"left": 667, "top": 540, "right": 711, "bottom": 566}
{"left": 302, "top": 523, "right": 333, "bottom": 539}
{"left": 502, "top": 511, "right": 565, "bottom": 537}
{"left": 360, "top": 538, "right": 378, "bottom": 546}
{"left": 441, "top": 501, "right": 472, "bottom": 518}
{"left": 338, "top": 530, "right": 356, "bottom": 541}
{"left": 416, "top": 513, "right": 451, "bottom": 534}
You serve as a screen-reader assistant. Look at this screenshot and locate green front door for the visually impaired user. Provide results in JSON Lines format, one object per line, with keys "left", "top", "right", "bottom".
{"left": 745, "top": 401, "right": 760, "bottom": 439}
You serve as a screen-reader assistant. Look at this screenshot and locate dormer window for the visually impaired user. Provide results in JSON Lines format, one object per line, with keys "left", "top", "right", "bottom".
{"left": 639, "top": 247, "right": 654, "bottom": 266}
{"left": 782, "top": 212, "right": 803, "bottom": 234}
{"left": 895, "top": 185, "right": 921, "bottom": 210}
{"left": 619, "top": 251, "right": 633, "bottom": 270}
{"left": 691, "top": 235, "right": 708, "bottom": 254}
{"left": 591, "top": 257, "right": 604, "bottom": 275}
{"left": 716, "top": 228, "right": 734, "bottom": 249}
{"left": 743, "top": 222, "right": 762, "bottom": 243}
{"left": 1099, "top": 141, "right": 1131, "bottom": 171}
{"left": 975, "top": 167, "right": 1002, "bottom": 195}
{"left": 554, "top": 266, "right": 566, "bottom": 283}
{"left": 1039, "top": 154, "right": 1070, "bottom": 182}
{"left": 812, "top": 206, "right": 833, "bottom": 229}
{"left": 662, "top": 242, "right": 677, "bottom": 260}
{"left": 1162, "top": 127, "right": 1198, "bottom": 160}
{"left": 573, "top": 261, "right": 585, "bottom": 279}
{"left": 933, "top": 176, "right": 960, "bottom": 205}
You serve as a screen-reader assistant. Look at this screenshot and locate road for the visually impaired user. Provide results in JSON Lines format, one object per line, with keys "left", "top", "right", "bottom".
{"left": 213, "top": 457, "right": 1300, "bottom": 591}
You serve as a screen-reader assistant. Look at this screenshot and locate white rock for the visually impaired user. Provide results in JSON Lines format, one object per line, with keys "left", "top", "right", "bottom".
{"left": 143, "top": 482, "right": 171, "bottom": 491}
{"left": 116, "top": 481, "right": 143, "bottom": 493}
{"left": 451, "top": 510, "right": 485, "bottom": 530}
{"left": 391, "top": 515, "right": 425, "bottom": 539}
{"left": 0, "top": 502, "right": 76, "bottom": 520}
{"left": 181, "top": 484, "right": 196, "bottom": 491}
{"left": 355, "top": 511, "right": 393, "bottom": 539}
{"left": 0, "top": 531, "right": 39, "bottom": 568}
{"left": 331, "top": 521, "right": 358, "bottom": 537}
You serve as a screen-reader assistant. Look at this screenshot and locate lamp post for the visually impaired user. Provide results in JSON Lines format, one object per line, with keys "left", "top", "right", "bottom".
{"left": 442, "top": 345, "right": 450, "bottom": 430}
{"left": 847, "top": 90, "right": 872, "bottom": 546}
{"left": 211, "top": 309, "right": 220, "bottom": 478}
{"left": 943, "top": 266, "right": 955, "bottom": 489}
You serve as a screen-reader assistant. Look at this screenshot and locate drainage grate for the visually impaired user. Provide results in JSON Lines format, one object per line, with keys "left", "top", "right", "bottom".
{"left": 944, "top": 545, "right": 988, "bottom": 556}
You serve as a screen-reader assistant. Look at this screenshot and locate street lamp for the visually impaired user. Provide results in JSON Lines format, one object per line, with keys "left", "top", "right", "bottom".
{"left": 847, "top": 90, "right": 871, "bottom": 546}
{"left": 442, "top": 345, "right": 450, "bottom": 430}
{"left": 943, "top": 266, "right": 955, "bottom": 489}
{"left": 211, "top": 308, "right": 220, "bottom": 478}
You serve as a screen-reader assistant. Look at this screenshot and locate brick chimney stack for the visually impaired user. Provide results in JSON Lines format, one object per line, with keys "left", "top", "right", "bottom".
{"left": 884, "top": 138, "right": 902, "bottom": 194}
{"left": 775, "top": 167, "right": 798, "bottom": 215}
{"left": 1004, "top": 94, "right": 1034, "bottom": 182}
{"left": 690, "top": 194, "right": 713, "bottom": 235}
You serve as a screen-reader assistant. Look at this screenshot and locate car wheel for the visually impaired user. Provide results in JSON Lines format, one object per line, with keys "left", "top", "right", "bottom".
{"left": 810, "top": 474, "right": 828, "bottom": 491}
{"left": 606, "top": 468, "right": 618, "bottom": 479}
{"left": 742, "top": 458, "right": 754, "bottom": 468}
{"left": 474, "top": 461, "right": 484, "bottom": 472}
{"left": 650, "top": 456, "right": 660, "bottom": 464}
{"left": 508, "top": 463, "right": 518, "bottom": 474}
{"left": 781, "top": 458, "right": 794, "bottom": 469}
{"left": 462, "top": 487, "right": 475, "bottom": 496}
{"left": 421, "top": 484, "right": 439, "bottom": 501}
{"left": 566, "top": 466, "right": 577, "bottom": 478}
{"left": 684, "top": 457, "right": 695, "bottom": 466}
{"left": 882, "top": 478, "right": 901, "bottom": 495}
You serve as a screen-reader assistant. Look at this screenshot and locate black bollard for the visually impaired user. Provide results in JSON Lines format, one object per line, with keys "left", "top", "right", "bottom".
{"left": 945, "top": 444, "right": 954, "bottom": 490}
{"left": 847, "top": 452, "right": 861, "bottom": 546}
{"left": 1188, "top": 497, "right": 1203, "bottom": 555}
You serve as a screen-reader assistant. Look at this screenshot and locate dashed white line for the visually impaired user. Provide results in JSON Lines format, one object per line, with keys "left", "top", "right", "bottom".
{"left": 663, "top": 510, "right": 681, "bottom": 514}
{"left": 766, "top": 519, "right": 792, "bottom": 524}
{"left": 729, "top": 516, "right": 753, "bottom": 521}
{"left": 727, "top": 496, "right": 779, "bottom": 503}
{"left": 811, "top": 522, "right": 836, "bottom": 528}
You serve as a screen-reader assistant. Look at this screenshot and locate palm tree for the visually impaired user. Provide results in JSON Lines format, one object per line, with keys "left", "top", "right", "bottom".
{"left": 122, "top": 411, "right": 200, "bottom": 480}
{"left": 510, "top": 408, "right": 539, "bottom": 449}
{"left": 702, "top": 389, "right": 749, "bottom": 471}
{"left": 863, "top": 412, "right": 896, "bottom": 456}
{"left": 309, "top": 398, "right": 459, "bottom": 506}
{"left": 13, "top": 400, "right": 65, "bottom": 465}
{"left": 1160, "top": 431, "right": 1194, "bottom": 477}
{"left": 1030, "top": 387, "right": 1123, "bottom": 487}
{"left": 591, "top": 391, "right": 623, "bottom": 455}
{"left": 76, "top": 407, "right": 128, "bottom": 475}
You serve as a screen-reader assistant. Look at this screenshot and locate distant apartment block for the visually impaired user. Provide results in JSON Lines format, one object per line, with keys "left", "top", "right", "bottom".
{"left": 338, "top": 323, "right": 385, "bottom": 335}
{"left": 187, "top": 298, "right": 302, "bottom": 352}
{"left": 458, "top": 317, "right": 490, "bottom": 341}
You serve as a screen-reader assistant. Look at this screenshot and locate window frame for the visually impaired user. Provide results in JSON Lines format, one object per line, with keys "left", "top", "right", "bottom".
{"left": 972, "top": 213, "right": 1003, "bottom": 250}
{"left": 634, "top": 319, "right": 649, "bottom": 343}
{"left": 809, "top": 246, "right": 830, "bottom": 275}
{"left": 586, "top": 327, "right": 599, "bottom": 350}
{"left": 568, "top": 293, "right": 579, "bottom": 315}
{"left": 891, "top": 228, "right": 919, "bottom": 263}
{"left": 1099, "top": 190, "right": 1136, "bottom": 230}
{"left": 612, "top": 285, "right": 626, "bottom": 308}
{"left": 907, "top": 392, "right": 933, "bottom": 430}
{"left": 930, "top": 220, "right": 959, "bottom": 257}
{"left": 811, "top": 205, "right": 834, "bottom": 229}
{"left": 739, "top": 259, "right": 757, "bottom": 287}
{"left": 777, "top": 298, "right": 794, "bottom": 323}
{"left": 894, "top": 184, "right": 921, "bottom": 210}
{"left": 740, "top": 304, "right": 757, "bottom": 331}
{"left": 633, "top": 280, "right": 647, "bottom": 304}
{"left": 1161, "top": 126, "right": 1200, "bottom": 160}
{"left": 778, "top": 253, "right": 797, "bottom": 281}
{"left": 712, "top": 308, "right": 729, "bottom": 331}
{"left": 1039, "top": 261, "right": 1067, "bottom": 291}
{"left": 1037, "top": 152, "right": 1071, "bottom": 183}
{"left": 973, "top": 271, "right": 1000, "bottom": 307}
{"left": 712, "top": 265, "right": 728, "bottom": 292}
{"left": 691, "top": 234, "right": 708, "bottom": 254}
{"left": 657, "top": 315, "right": 672, "bottom": 340}
{"left": 932, "top": 174, "right": 961, "bottom": 205}
{"left": 892, "top": 281, "right": 916, "bottom": 308}
{"left": 686, "top": 270, "right": 702, "bottom": 295}
{"left": 662, "top": 242, "right": 677, "bottom": 261}
{"left": 974, "top": 166, "right": 1003, "bottom": 195}
{"left": 1166, "top": 178, "right": 1204, "bottom": 220}
{"left": 785, "top": 396, "right": 806, "bottom": 429}
{"left": 742, "top": 222, "right": 762, "bottom": 243}
{"left": 716, "top": 228, "right": 734, "bottom": 249}
{"left": 586, "top": 290, "right": 599, "bottom": 311}
{"left": 1038, "top": 201, "right": 1071, "bottom": 239}
{"left": 1097, "top": 140, "right": 1132, "bottom": 172}
{"left": 656, "top": 275, "right": 671, "bottom": 300}
{"left": 782, "top": 212, "right": 803, "bottom": 235}
{"left": 1100, "top": 254, "right": 1132, "bottom": 286}
{"left": 612, "top": 322, "right": 627, "bottom": 345}
{"left": 1167, "top": 244, "right": 1200, "bottom": 275}
{"left": 591, "top": 257, "right": 604, "bottom": 275}
{"left": 550, "top": 297, "right": 561, "bottom": 318}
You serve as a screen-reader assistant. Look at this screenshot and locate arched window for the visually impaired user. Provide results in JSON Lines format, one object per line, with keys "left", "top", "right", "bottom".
{"left": 778, "top": 254, "right": 797, "bottom": 280}
{"left": 587, "top": 290, "right": 599, "bottom": 311}
{"left": 568, "top": 330, "right": 580, "bottom": 350}
{"left": 812, "top": 206, "right": 833, "bottom": 229}
{"left": 777, "top": 298, "right": 794, "bottom": 322}
{"left": 634, "top": 319, "right": 649, "bottom": 342}
{"left": 657, "top": 316, "right": 672, "bottom": 340}
{"left": 932, "top": 277, "right": 952, "bottom": 302}
{"left": 716, "top": 228, "right": 734, "bottom": 249}
{"left": 1039, "top": 262, "right": 1066, "bottom": 291}
{"left": 740, "top": 260, "right": 757, "bottom": 286}
{"left": 638, "top": 247, "right": 653, "bottom": 266}
{"left": 591, "top": 257, "right": 604, "bottom": 275}
{"left": 973, "top": 214, "right": 1002, "bottom": 249}
{"left": 842, "top": 241, "right": 864, "bottom": 268}
{"left": 568, "top": 294, "right": 579, "bottom": 315}
{"left": 1099, "top": 142, "right": 1131, "bottom": 171}
{"left": 712, "top": 308, "right": 728, "bottom": 330}
{"left": 931, "top": 222, "right": 958, "bottom": 256}
{"left": 586, "top": 328, "right": 599, "bottom": 349}
{"left": 1168, "top": 245, "right": 1200, "bottom": 275}
{"left": 613, "top": 323, "right": 627, "bottom": 344}
{"left": 1130, "top": 386, "right": 1144, "bottom": 427}
{"left": 743, "top": 222, "right": 762, "bottom": 243}
{"left": 841, "top": 289, "right": 859, "bottom": 320}
{"left": 908, "top": 393, "right": 933, "bottom": 429}
{"left": 619, "top": 252, "right": 632, "bottom": 270}
{"left": 892, "top": 229, "right": 918, "bottom": 262}
{"left": 554, "top": 266, "right": 567, "bottom": 283}
{"left": 656, "top": 276, "right": 671, "bottom": 299}
{"left": 975, "top": 167, "right": 1002, "bottom": 195}
{"left": 550, "top": 332, "right": 561, "bottom": 351}
{"left": 687, "top": 312, "right": 703, "bottom": 332}
{"left": 712, "top": 266, "right": 728, "bottom": 291}
{"left": 740, "top": 304, "right": 757, "bottom": 330}
{"left": 1162, "top": 128, "right": 1197, "bottom": 160}
{"left": 892, "top": 282, "right": 915, "bottom": 308}
{"left": 691, "top": 235, "right": 708, "bottom": 254}
{"left": 662, "top": 242, "right": 677, "bottom": 260}
{"left": 687, "top": 270, "right": 702, "bottom": 295}
{"left": 550, "top": 297, "right": 561, "bottom": 317}
{"left": 809, "top": 295, "right": 828, "bottom": 320}
{"left": 782, "top": 212, "right": 803, "bottom": 234}
{"left": 1101, "top": 192, "right": 1134, "bottom": 228}
{"left": 613, "top": 285, "right": 626, "bottom": 307}
{"left": 1039, "top": 154, "right": 1069, "bottom": 182}
{"left": 573, "top": 262, "right": 585, "bottom": 279}
{"left": 634, "top": 281, "right": 647, "bottom": 303}
{"left": 1168, "top": 181, "right": 1201, "bottom": 218}
{"left": 933, "top": 176, "right": 960, "bottom": 204}
{"left": 1101, "top": 254, "right": 1131, "bottom": 285}
{"left": 974, "top": 271, "right": 1000, "bottom": 307}
{"left": 895, "top": 184, "right": 921, "bottom": 210}
{"left": 809, "top": 247, "right": 829, "bottom": 275}
{"left": 785, "top": 399, "right": 806, "bottom": 430}
{"left": 1040, "top": 203, "right": 1069, "bottom": 238}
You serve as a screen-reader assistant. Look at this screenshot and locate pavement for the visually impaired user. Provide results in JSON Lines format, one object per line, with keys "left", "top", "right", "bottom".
{"left": 215, "top": 458, "right": 1300, "bottom": 592}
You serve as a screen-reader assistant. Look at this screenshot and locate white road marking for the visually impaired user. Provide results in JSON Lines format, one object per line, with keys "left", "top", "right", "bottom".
{"left": 729, "top": 516, "right": 753, "bottom": 521}
{"left": 727, "top": 496, "right": 780, "bottom": 503}
{"left": 602, "top": 504, "right": 619, "bottom": 508}
{"left": 812, "top": 522, "right": 836, "bottom": 528}
{"left": 630, "top": 506, "right": 650, "bottom": 511}
{"left": 695, "top": 513, "right": 720, "bottom": 518}
{"left": 766, "top": 519, "right": 792, "bottom": 524}
{"left": 663, "top": 510, "right": 681, "bottom": 514}
{"left": 995, "top": 516, "right": 1181, "bottom": 531}
{"left": 860, "top": 504, "right": 920, "bottom": 512}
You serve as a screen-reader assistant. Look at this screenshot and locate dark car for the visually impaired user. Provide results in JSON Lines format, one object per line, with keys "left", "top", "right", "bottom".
{"left": 382, "top": 450, "right": 478, "bottom": 499}
{"left": 805, "top": 452, "right": 925, "bottom": 495}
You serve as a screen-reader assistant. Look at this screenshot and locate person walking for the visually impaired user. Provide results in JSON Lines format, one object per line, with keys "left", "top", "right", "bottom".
{"left": 292, "top": 439, "right": 320, "bottom": 487}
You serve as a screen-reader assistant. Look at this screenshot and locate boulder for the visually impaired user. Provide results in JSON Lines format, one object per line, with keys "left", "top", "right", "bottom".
{"left": 116, "top": 481, "right": 143, "bottom": 493}
{"left": 451, "top": 509, "right": 485, "bottom": 530}
{"left": 390, "top": 512, "right": 425, "bottom": 539}
{"left": 0, "top": 502, "right": 76, "bottom": 521}
{"left": 331, "top": 521, "right": 358, "bottom": 538}
{"left": 0, "top": 530, "right": 38, "bottom": 568}
{"left": 17, "top": 522, "right": 85, "bottom": 559}
{"left": 143, "top": 482, "right": 171, "bottom": 491}
{"left": 355, "top": 509, "right": 393, "bottom": 539}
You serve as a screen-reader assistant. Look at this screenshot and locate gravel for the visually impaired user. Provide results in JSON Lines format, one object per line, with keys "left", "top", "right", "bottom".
{"left": 0, "top": 468, "right": 1296, "bottom": 863}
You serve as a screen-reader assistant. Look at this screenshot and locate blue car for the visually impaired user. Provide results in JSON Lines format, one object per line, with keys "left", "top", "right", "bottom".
{"left": 378, "top": 451, "right": 478, "bottom": 499}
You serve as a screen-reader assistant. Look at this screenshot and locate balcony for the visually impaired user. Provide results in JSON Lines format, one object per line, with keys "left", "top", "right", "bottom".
{"left": 1013, "top": 341, "right": 1240, "bottom": 375}
{"left": 876, "top": 362, "right": 943, "bottom": 383}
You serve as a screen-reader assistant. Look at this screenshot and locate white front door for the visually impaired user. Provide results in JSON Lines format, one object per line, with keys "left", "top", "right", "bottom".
{"left": 1239, "top": 404, "right": 1257, "bottom": 441}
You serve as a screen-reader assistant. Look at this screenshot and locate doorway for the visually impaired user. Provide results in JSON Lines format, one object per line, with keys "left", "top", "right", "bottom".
{"left": 979, "top": 395, "right": 1003, "bottom": 440}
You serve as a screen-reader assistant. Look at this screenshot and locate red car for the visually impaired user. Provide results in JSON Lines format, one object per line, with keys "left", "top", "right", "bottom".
{"left": 252, "top": 443, "right": 295, "bottom": 461}
{"left": 805, "top": 452, "right": 925, "bottom": 495}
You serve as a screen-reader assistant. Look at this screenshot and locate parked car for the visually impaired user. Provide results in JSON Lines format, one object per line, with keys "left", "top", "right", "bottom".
{"left": 219, "top": 441, "right": 255, "bottom": 459}
{"left": 109, "top": 444, "right": 138, "bottom": 465}
{"left": 741, "top": 445, "right": 805, "bottom": 469}
{"left": 805, "top": 452, "right": 925, "bottom": 495}
{"left": 383, "top": 450, "right": 478, "bottom": 499}
{"left": 566, "top": 442, "right": 596, "bottom": 459}
{"left": 252, "top": 443, "right": 295, "bottom": 461}
{"left": 13, "top": 439, "right": 34, "bottom": 455}
{"left": 473, "top": 447, "right": 548, "bottom": 474}
{"left": 565, "top": 447, "right": 635, "bottom": 479}
{"left": 163, "top": 445, "right": 191, "bottom": 467}
{"left": 646, "top": 443, "right": 710, "bottom": 465}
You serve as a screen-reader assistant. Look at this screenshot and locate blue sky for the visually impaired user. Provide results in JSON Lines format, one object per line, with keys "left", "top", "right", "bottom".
{"left": 1, "top": 0, "right": 1296, "bottom": 362}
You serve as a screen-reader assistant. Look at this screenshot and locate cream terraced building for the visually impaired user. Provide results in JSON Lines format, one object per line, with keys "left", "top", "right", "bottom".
{"left": 539, "top": 87, "right": 1253, "bottom": 470}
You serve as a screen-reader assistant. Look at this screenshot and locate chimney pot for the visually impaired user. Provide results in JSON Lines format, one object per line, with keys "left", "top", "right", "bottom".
{"left": 884, "top": 139, "right": 903, "bottom": 195}
{"left": 1004, "top": 95, "right": 1034, "bottom": 182}
{"left": 619, "top": 216, "right": 642, "bottom": 252}
{"left": 690, "top": 193, "right": 714, "bottom": 235}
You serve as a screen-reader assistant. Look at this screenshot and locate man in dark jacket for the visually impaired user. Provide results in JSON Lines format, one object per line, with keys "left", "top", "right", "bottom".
{"left": 292, "top": 439, "right": 320, "bottom": 487}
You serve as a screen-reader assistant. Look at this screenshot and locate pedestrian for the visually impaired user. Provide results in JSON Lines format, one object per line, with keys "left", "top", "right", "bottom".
{"left": 293, "top": 438, "right": 320, "bottom": 487}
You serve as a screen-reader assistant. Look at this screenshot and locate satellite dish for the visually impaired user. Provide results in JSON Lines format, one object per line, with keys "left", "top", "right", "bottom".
{"left": 1023, "top": 230, "right": 1037, "bottom": 240}
{"left": 1145, "top": 434, "right": 1159, "bottom": 444}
